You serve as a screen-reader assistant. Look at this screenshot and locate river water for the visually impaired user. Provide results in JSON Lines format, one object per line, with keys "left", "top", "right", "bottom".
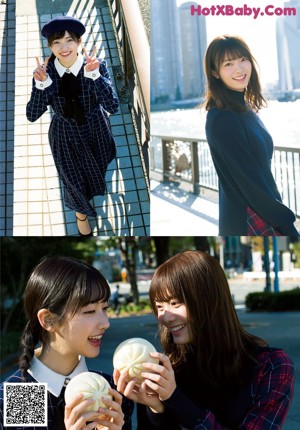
{"left": 151, "top": 100, "right": 300, "bottom": 149}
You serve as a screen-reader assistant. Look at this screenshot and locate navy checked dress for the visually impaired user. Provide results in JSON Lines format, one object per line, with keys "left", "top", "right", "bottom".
{"left": 0, "top": 369, "right": 133, "bottom": 430}
{"left": 26, "top": 58, "right": 119, "bottom": 217}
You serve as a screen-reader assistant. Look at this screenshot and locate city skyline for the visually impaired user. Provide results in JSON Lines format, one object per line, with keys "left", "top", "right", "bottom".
{"left": 176, "top": 0, "right": 292, "bottom": 88}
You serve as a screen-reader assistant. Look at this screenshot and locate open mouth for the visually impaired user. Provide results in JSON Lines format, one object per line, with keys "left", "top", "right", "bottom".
{"left": 60, "top": 52, "right": 72, "bottom": 57}
{"left": 233, "top": 74, "right": 246, "bottom": 82}
{"left": 169, "top": 325, "right": 185, "bottom": 335}
{"left": 88, "top": 334, "right": 102, "bottom": 346}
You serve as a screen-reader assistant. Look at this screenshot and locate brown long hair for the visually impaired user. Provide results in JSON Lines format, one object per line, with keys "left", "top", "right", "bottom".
{"left": 19, "top": 256, "right": 110, "bottom": 379}
{"left": 204, "top": 35, "right": 266, "bottom": 112}
{"left": 149, "top": 251, "right": 267, "bottom": 385}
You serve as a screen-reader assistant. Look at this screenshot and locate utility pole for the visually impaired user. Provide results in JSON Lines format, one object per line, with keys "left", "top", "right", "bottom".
{"left": 273, "top": 237, "right": 280, "bottom": 293}
{"left": 263, "top": 237, "right": 271, "bottom": 292}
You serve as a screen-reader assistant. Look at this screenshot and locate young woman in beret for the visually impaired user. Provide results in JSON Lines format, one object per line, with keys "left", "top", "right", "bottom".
{"left": 114, "top": 251, "right": 295, "bottom": 430}
{"left": 204, "top": 35, "right": 299, "bottom": 236}
{"left": 26, "top": 16, "right": 119, "bottom": 236}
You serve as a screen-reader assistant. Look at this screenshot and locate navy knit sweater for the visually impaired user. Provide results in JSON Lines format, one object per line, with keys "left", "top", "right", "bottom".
{"left": 205, "top": 90, "right": 298, "bottom": 235}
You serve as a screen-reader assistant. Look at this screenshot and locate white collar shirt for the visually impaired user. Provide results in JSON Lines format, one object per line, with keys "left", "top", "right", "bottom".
{"left": 28, "top": 355, "right": 88, "bottom": 397}
{"left": 54, "top": 53, "right": 84, "bottom": 77}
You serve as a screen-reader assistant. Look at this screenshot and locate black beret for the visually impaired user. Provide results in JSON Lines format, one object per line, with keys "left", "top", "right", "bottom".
{"left": 41, "top": 16, "right": 86, "bottom": 38}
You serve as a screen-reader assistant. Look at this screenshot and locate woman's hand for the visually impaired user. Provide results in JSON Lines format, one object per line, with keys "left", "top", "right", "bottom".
{"left": 33, "top": 56, "right": 49, "bottom": 81}
{"left": 114, "top": 368, "right": 165, "bottom": 413}
{"left": 64, "top": 388, "right": 124, "bottom": 430}
{"left": 83, "top": 46, "right": 100, "bottom": 72}
{"left": 94, "top": 388, "right": 125, "bottom": 429}
{"left": 141, "top": 352, "right": 177, "bottom": 401}
{"left": 64, "top": 393, "right": 104, "bottom": 430}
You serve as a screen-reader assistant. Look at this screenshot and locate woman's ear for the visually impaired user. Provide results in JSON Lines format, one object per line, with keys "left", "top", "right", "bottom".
{"left": 37, "top": 309, "right": 56, "bottom": 332}
{"left": 212, "top": 70, "right": 220, "bottom": 79}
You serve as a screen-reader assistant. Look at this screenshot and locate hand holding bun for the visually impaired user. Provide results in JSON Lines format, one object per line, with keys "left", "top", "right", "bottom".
{"left": 113, "top": 337, "right": 159, "bottom": 382}
{"left": 64, "top": 372, "right": 112, "bottom": 419}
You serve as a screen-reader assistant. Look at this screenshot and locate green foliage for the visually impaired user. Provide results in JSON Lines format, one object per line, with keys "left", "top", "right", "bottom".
{"left": 246, "top": 288, "right": 300, "bottom": 311}
{"left": 0, "top": 331, "right": 20, "bottom": 359}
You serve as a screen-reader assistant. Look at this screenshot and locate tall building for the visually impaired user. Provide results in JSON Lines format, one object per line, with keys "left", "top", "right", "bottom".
{"left": 276, "top": 0, "right": 300, "bottom": 92}
{"left": 178, "top": 2, "right": 207, "bottom": 99}
{"left": 151, "top": 0, "right": 183, "bottom": 104}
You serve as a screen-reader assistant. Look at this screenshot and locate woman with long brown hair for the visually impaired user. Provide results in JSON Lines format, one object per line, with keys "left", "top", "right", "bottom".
{"left": 115, "top": 251, "right": 295, "bottom": 429}
{"left": 204, "top": 35, "right": 299, "bottom": 236}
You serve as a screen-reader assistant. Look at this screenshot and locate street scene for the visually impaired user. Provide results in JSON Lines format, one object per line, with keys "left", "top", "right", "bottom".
{"left": 1, "top": 236, "right": 300, "bottom": 428}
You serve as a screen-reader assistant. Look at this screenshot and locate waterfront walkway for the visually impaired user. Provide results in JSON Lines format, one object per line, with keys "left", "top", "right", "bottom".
{"left": 151, "top": 179, "right": 300, "bottom": 235}
{"left": 151, "top": 179, "right": 219, "bottom": 235}
{"left": 0, "top": 0, "right": 150, "bottom": 236}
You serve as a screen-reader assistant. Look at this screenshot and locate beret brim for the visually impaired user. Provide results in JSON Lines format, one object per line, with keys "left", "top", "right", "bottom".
{"left": 41, "top": 16, "right": 86, "bottom": 38}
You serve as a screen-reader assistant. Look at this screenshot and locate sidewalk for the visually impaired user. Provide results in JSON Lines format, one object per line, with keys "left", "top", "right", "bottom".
{"left": 151, "top": 179, "right": 219, "bottom": 235}
{"left": 0, "top": 0, "right": 150, "bottom": 236}
{"left": 151, "top": 179, "right": 300, "bottom": 235}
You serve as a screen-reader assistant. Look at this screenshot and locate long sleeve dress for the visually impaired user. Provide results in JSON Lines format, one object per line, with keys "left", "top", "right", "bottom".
{"left": 205, "top": 90, "right": 299, "bottom": 236}
{"left": 26, "top": 56, "right": 119, "bottom": 217}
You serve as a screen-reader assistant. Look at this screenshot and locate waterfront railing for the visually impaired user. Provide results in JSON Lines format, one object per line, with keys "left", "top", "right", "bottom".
{"left": 150, "top": 135, "right": 300, "bottom": 218}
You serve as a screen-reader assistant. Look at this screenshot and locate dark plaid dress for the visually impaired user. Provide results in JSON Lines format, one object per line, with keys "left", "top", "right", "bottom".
{"left": 0, "top": 369, "right": 133, "bottom": 430}
{"left": 26, "top": 59, "right": 119, "bottom": 217}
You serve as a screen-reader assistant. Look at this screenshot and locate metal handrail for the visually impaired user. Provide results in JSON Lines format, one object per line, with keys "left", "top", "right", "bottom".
{"left": 119, "top": 0, "right": 150, "bottom": 123}
{"left": 151, "top": 134, "right": 300, "bottom": 218}
{"left": 109, "top": 0, "right": 150, "bottom": 181}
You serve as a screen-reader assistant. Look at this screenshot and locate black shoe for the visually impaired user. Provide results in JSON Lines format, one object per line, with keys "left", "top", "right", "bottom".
{"left": 76, "top": 215, "right": 93, "bottom": 236}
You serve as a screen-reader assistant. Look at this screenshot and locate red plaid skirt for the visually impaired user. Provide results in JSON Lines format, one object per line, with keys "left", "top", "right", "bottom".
{"left": 247, "top": 207, "right": 282, "bottom": 236}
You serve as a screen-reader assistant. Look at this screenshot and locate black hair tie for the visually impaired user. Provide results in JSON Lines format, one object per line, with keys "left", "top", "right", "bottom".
{"left": 59, "top": 73, "right": 86, "bottom": 125}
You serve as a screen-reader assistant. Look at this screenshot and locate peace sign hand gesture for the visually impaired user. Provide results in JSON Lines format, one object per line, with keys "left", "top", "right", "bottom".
{"left": 33, "top": 56, "right": 49, "bottom": 82}
{"left": 83, "top": 46, "right": 100, "bottom": 72}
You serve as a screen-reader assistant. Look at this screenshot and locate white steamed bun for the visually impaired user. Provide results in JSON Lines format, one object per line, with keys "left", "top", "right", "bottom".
{"left": 64, "top": 372, "right": 112, "bottom": 418}
{"left": 113, "top": 337, "right": 159, "bottom": 381}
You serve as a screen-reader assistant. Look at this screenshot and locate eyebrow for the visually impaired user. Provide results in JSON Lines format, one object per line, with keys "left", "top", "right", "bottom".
{"left": 53, "top": 36, "right": 73, "bottom": 42}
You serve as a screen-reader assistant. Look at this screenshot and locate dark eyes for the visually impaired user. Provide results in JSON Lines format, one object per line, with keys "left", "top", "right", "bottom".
{"left": 83, "top": 305, "right": 110, "bottom": 314}
{"left": 53, "top": 39, "right": 73, "bottom": 44}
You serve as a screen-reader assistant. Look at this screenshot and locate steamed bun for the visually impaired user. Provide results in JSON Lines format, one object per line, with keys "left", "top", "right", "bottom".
{"left": 64, "top": 372, "right": 112, "bottom": 418}
{"left": 113, "top": 337, "right": 159, "bottom": 381}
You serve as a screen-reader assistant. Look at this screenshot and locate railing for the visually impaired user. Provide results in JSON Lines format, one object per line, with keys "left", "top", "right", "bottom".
{"left": 150, "top": 135, "right": 300, "bottom": 218}
{"left": 109, "top": 0, "right": 150, "bottom": 183}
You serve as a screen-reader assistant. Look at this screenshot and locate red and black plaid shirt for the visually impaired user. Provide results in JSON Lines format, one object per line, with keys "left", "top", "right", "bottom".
{"left": 247, "top": 207, "right": 282, "bottom": 236}
{"left": 146, "top": 348, "right": 295, "bottom": 430}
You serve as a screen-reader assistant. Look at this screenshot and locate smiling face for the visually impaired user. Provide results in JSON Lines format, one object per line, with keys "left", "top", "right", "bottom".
{"left": 155, "top": 299, "right": 191, "bottom": 345}
{"left": 215, "top": 56, "right": 252, "bottom": 92}
{"left": 49, "top": 31, "right": 81, "bottom": 67}
{"left": 55, "top": 300, "right": 110, "bottom": 359}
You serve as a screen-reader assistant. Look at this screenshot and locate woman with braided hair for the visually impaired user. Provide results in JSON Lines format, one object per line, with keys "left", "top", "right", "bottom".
{"left": 0, "top": 256, "right": 133, "bottom": 430}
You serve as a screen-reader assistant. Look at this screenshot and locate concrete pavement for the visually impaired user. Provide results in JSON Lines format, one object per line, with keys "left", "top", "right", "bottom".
{"left": 150, "top": 179, "right": 300, "bottom": 236}
{"left": 151, "top": 179, "right": 219, "bottom": 235}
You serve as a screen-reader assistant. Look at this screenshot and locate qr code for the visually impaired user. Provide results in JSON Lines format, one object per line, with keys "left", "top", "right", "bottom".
{"left": 3, "top": 383, "right": 47, "bottom": 427}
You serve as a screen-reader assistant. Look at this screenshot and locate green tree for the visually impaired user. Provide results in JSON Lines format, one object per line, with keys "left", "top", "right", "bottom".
{"left": 0, "top": 237, "right": 94, "bottom": 334}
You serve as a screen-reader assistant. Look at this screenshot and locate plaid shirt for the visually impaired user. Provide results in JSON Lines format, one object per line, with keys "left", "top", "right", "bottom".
{"left": 145, "top": 347, "right": 295, "bottom": 430}
{"left": 246, "top": 207, "right": 282, "bottom": 236}
{"left": 0, "top": 369, "right": 133, "bottom": 430}
{"left": 26, "top": 59, "right": 119, "bottom": 217}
